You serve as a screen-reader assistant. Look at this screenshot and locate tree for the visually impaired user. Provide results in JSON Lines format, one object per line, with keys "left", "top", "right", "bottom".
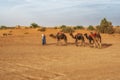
{"left": 60, "top": 25, "right": 66, "bottom": 29}
{"left": 0, "top": 25, "right": 7, "bottom": 29}
{"left": 30, "top": 23, "right": 40, "bottom": 28}
{"left": 114, "top": 26, "right": 120, "bottom": 34}
{"left": 87, "top": 25, "right": 95, "bottom": 30}
{"left": 61, "top": 27, "right": 74, "bottom": 33}
{"left": 74, "top": 25, "right": 84, "bottom": 30}
{"left": 97, "top": 18, "right": 114, "bottom": 34}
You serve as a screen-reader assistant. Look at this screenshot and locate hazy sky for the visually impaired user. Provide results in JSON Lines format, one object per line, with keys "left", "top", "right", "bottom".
{"left": 0, "top": 0, "right": 120, "bottom": 27}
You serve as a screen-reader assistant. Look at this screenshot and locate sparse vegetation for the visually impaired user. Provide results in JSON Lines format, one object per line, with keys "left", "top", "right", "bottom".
{"left": 60, "top": 25, "right": 67, "bottom": 29}
{"left": 54, "top": 27, "right": 58, "bottom": 29}
{"left": 30, "top": 23, "right": 40, "bottom": 28}
{"left": 3, "top": 33, "right": 8, "bottom": 36}
{"left": 114, "top": 26, "right": 120, "bottom": 34}
{"left": 37, "top": 27, "right": 46, "bottom": 32}
{"left": 61, "top": 27, "right": 74, "bottom": 33}
{"left": 74, "top": 25, "right": 84, "bottom": 30}
{"left": 0, "top": 25, "right": 7, "bottom": 29}
{"left": 87, "top": 25, "right": 95, "bottom": 30}
{"left": 97, "top": 18, "right": 114, "bottom": 34}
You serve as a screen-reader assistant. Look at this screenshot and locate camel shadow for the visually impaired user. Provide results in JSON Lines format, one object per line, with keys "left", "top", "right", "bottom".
{"left": 102, "top": 43, "right": 113, "bottom": 48}
{"left": 46, "top": 42, "right": 76, "bottom": 46}
{"left": 85, "top": 43, "right": 113, "bottom": 49}
{"left": 45, "top": 42, "right": 113, "bottom": 48}
{"left": 45, "top": 43, "right": 56, "bottom": 46}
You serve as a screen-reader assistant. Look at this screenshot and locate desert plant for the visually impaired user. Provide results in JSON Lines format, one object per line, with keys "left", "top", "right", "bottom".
{"left": 61, "top": 27, "right": 74, "bottom": 33}
{"left": 87, "top": 25, "right": 95, "bottom": 30}
{"left": 74, "top": 25, "right": 84, "bottom": 30}
{"left": 97, "top": 18, "right": 114, "bottom": 34}
{"left": 30, "top": 23, "right": 40, "bottom": 28}
{"left": 114, "top": 26, "right": 120, "bottom": 34}
{"left": 0, "top": 25, "right": 7, "bottom": 29}
{"left": 37, "top": 27, "right": 46, "bottom": 32}
{"left": 60, "top": 25, "right": 67, "bottom": 29}
{"left": 54, "top": 27, "right": 58, "bottom": 29}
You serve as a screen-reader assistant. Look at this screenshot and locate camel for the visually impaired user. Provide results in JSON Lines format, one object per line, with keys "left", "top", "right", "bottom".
{"left": 49, "top": 32, "right": 67, "bottom": 45}
{"left": 70, "top": 32, "right": 85, "bottom": 46}
{"left": 84, "top": 32, "right": 102, "bottom": 48}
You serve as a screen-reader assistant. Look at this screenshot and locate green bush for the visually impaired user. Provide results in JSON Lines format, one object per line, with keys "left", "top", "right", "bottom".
{"left": 74, "top": 25, "right": 84, "bottom": 30}
{"left": 61, "top": 27, "right": 74, "bottom": 33}
{"left": 37, "top": 27, "right": 46, "bottom": 32}
{"left": 60, "top": 25, "right": 67, "bottom": 29}
{"left": 97, "top": 18, "right": 114, "bottom": 34}
{"left": 30, "top": 23, "right": 40, "bottom": 28}
{"left": 0, "top": 25, "right": 7, "bottom": 29}
{"left": 87, "top": 25, "right": 95, "bottom": 30}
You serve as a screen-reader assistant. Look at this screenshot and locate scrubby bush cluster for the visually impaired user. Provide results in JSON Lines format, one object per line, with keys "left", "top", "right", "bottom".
{"left": 0, "top": 25, "right": 7, "bottom": 29}
{"left": 114, "top": 26, "right": 120, "bottom": 34}
{"left": 37, "top": 27, "right": 46, "bottom": 32}
{"left": 87, "top": 25, "right": 95, "bottom": 30}
{"left": 59, "top": 25, "right": 74, "bottom": 33}
{"left": 30, "top": 23, "right": 40, "bottom": 28}
{"left": 61, "top": 27, "right": 74, "bottom": 33}
{"left": 74, "top": 25, "right": 84, "bottom": 30}
{"left": 96, "top": 18, "right": 114, "bottom": 34}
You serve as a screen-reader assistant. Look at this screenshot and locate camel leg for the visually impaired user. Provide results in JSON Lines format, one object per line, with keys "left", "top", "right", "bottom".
{"left": 81, "top": 40, "right": 85, "bottom": 47}
{"left": 75, "top": 39, "right": 78, "bottom": 46}
{"left": 57, "top": 40, "right": 60, "bottom": 45}
{"left": 64, "top": 39, "right": 67, "bottom": 45}
{"left": 83, "top": 41, "right": 85, "bottom": 47}
{"left": 89, "top": 40, "right": 93, "bottom": 47}
{"left": 98, "top": 41, "right": 102, "bottom": 48}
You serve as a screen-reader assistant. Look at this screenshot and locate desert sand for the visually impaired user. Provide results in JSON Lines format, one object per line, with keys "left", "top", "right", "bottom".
{"left": 0, "top": 28, "right": 120, "bottom": 80}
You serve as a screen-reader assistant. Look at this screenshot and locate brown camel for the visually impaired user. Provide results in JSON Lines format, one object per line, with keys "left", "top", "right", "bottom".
{"left": 49, "top": 32, "right": 67, "bottom": 45}
{"left": 70, "top": 32, "right": 85, "bottom": 46}
{"left": 84, "top": 32, "right": 102, "bottom": 48}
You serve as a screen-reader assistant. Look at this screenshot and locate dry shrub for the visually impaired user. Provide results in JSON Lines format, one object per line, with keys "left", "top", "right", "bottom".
{"left": 24, "top": 32, "right": 29, "bottom": 34}
{"left": 114, "top": 27, "right": 120, "bottom": 34}
{"left": 37, "top": 27, "right": 46, "bottom": 32}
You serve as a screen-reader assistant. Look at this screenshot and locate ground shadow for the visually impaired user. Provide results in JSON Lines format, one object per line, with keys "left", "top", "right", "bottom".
{"left": 45, "top": 42, "right": 113, "bottom": 48}
{"left": 102, "top": 43, "right": 113, "bottom": 48}
{"left": 45, "top": 42, "right": 75, "bottom": 46}
{"left": 46, "top": 43, "right": 56, "bottom": 46}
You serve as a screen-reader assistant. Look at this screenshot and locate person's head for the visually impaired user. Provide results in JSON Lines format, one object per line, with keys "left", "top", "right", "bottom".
{"left": 42, "top": 34, "right": 44, "bottom": 36}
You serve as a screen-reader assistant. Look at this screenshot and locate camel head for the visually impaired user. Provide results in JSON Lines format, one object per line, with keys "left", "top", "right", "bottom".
{"left": 84, "top": 33, "right": 90, "bottom": 40}
{"left": 69, "top": 32, "right": 75, "bottom": 39}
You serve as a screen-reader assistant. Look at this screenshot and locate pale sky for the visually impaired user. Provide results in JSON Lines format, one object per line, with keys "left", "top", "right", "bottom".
{"left": 0, "top": 0, "right": 120, "bottom": 27}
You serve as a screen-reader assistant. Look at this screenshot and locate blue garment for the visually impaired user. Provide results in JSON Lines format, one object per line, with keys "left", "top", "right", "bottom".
{"left": 42, "top": 35, "right": 46, "bottom": 45}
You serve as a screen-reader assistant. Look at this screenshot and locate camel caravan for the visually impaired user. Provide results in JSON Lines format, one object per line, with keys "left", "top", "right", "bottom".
{"left": 49, "top": 31, "right": 102, "bottom": 48}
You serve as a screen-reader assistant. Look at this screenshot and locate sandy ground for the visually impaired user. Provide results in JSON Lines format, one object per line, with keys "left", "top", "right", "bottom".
{"left": 0, "top": 28, "right": 120, "bottom": 80}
